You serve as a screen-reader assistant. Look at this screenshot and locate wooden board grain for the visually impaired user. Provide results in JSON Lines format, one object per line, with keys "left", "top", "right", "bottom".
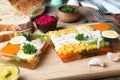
{"left": 12, "top": 46, "right": 120, "bottom": 80}
{"left": 0, "top": 1, "right": 120, "bottom": 79}
{"left": 19, "top": 23, "right": 120, "bottom": 80}
{"left": 0, "top": 23, "right": 120, "bottom": 80}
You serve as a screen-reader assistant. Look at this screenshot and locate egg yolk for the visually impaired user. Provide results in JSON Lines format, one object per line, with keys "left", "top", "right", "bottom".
{"left": 82, "top": 26, "right": 92, "bottom": 32}
{"left": 105, "top": 31, "right": 118, "bottom": 37}
{"left": 0, "top": 44, "right": 20, "bottom": 55}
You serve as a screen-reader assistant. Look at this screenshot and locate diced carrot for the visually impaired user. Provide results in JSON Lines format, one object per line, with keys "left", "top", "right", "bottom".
{"left": 59, "top": 53, "right": 74, "bottom": 59}
{"left": 99, "top": 47, "right": 111, "bottom": 55}
{"left": 93, "top": 23, "right": 111, "bottom": 31}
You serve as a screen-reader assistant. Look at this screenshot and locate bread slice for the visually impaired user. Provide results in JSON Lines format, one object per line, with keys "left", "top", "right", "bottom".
{"left": 0, "top": 31, "right": 14, "bottom": 42}
{"left": 0, "top": 0, "right": 34, "bottom": 31}
{"left": 0, "top": 24, "right": 15, "bottom": 31}
{"left": 0, "top": 0, "right": 35, "bottom": 42}
{"left": 8, "top": 0, "right": 46, "bottom": 18}
{"left": 0, "top": 24, "right": 15, "bottom": 42}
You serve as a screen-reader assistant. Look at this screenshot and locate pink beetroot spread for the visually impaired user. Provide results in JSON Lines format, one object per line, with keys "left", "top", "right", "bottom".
{"left": 35, "top": 15, "right": 56, "bottom": 25}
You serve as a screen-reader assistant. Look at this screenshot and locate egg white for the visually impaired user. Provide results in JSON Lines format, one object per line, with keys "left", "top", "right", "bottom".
{"left": 17, "top": 40, "right": 43, "bottom": 60}
{"left": 9, "top": 36, "right": 26, "bottom": 44}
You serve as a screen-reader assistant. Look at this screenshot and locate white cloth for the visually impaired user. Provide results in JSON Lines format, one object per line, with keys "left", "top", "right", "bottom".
{"left": 79, "top": 0, "right": 120, "bottom": 14}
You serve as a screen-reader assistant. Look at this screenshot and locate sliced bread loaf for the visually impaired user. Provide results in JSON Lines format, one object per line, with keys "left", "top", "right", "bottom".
{"left": 0, "top": 0, "right": 34, "bottom": 42}
{"left": 8, "top": 0, "right": 46, "bottom": 18}
{"left": 0, "top": 31, "right": 14, "bottom": 42}
{"left": 0, "top": 0, "right": 34, "bottom": 31}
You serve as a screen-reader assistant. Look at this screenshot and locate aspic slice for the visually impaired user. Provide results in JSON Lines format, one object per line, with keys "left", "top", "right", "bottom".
{"left": 0, "top": 32, "right": 48, "bottom": 69}
{"left": 47, "top": 23, "right": 120, "bottom": 62}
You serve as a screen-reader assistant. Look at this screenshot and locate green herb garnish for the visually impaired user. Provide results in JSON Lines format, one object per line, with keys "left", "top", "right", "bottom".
{"left": 17, "top": 32, "right": 33, "bottom": 41}
{"left": 32, "top": 34, "right": 47, "bottom": 42}
{"left": 83, "top": 19, "right": 89, "bottom": 23}
{"left": 89, "top": 41, "right": 97, "bottom": 45}
{"left": 75, "top": 34, "right": 89, "bottom": 41}
{"left": 17, "top": 32, "right": 47, "bottom": 42}
{"left": 60, "top": 6, "right": 78, "bottom": 13}
{"left": 22, "top": 43, "right": 37, "bottom": 54}
{"left": 23, "top": 33, "right": 33, "bottom": 41}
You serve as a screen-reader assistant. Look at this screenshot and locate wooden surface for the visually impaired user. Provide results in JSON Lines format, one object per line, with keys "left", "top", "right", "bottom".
{"left": 0, "top": 1, "right": 120, "bottom": 80}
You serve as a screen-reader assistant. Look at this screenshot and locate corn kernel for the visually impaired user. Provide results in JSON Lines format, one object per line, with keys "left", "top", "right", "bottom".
{"left": 93, "top": 44, "right": 97, "bottom": 49}
{"left": 27, "top": 57, "right": 33, "bottom": 62}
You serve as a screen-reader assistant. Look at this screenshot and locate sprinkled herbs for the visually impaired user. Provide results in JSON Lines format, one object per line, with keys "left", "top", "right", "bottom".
{"left": 22, "top": 43, "right": 37, "bottom": 54}
{"left": 60, "top": 6, "right": 78, "bottom": 13}
{"left": 75, "top": 33, "right": 89, "bottom": 41}
{"left": 17, "top": 32, "right": 47, "bottom": 42}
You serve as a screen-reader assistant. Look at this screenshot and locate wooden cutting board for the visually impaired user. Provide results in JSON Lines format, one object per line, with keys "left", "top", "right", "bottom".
{"left": 13, "top": 45, "right": 120, "bottom": 80}
{"left": 19, "top": 23, "right": 120, "bottom": 80}
{"left": 0, "top": 4, "right": 120, "bottom": 80}
{"left": 0, "top": 23, "right": 120, "bottom": 80}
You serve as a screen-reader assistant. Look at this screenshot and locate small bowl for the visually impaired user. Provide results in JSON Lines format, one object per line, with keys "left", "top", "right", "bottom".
{"left": 0, "top": 64, "right": 20, "bottom": 80}
{"left": 58, "top": 5, "right": 80, "bottom": 23}
{"left": 35, "top": 14, "right": 57, "bottom": 33}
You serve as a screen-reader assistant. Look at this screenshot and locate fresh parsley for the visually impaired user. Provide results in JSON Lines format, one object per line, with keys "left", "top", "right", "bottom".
{"left": 89, "top": 41, "right": 97, "bottom": 45}
{"left": 83, "top": 19, "right": 89, "bottom": 23}
{"left": 75, "top": 33, "right": 89, "bottom": 41}
{"left": 32, "top": 34, "right": 47, "bottom": 42}
{"left": 22, "top": 43, "right": 37, "bottom": 54}
{"left": 17, "top": 32, "right": 47, "bottom": 42}
{"left": 17, "top": 32, "right": 33, "bottom": 41}
{"left": 61, "top": 6, "right": 78, "bottom": 13}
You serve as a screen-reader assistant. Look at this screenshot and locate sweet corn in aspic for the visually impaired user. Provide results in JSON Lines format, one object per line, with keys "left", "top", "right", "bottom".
{"left": 57, "top": 42, "right": 97, "bottom": 55}
{"left": 46, "top": 24, "right": 113, "bottom": 62}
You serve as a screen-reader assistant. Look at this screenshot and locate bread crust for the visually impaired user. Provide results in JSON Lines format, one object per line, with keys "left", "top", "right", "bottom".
{"left": 14, "top": 21, "right": 34, "bottom": 31}
{"left": 0, "top": 19, "right": 34, "bottom": 42}
{"left": 9, "top": 0, "right": 46, "bottom": 18}
{"left": 0, "top": 31, "right": 14, "bottom": 42}
{"left": 0, "top": 24, "right": 15, "bottom": 42}
{"left": 0, "top": 24, "right": 15, "bottom": 31}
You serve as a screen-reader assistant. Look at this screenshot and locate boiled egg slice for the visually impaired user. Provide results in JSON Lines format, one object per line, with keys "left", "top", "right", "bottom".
{"left": 102, "top": 30, "right": 119, "bottom": 39}
{"left": 17, "top": 50, "right": 36, "bottom": 60}
{"left": 77, "top": 25, "right": 93, "bottom": 33}
{"left": 17, "top": 42, "right": 38, "bottom": 60}
{"left": 10, "top": 36, "right": 26, "bottom": 44}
